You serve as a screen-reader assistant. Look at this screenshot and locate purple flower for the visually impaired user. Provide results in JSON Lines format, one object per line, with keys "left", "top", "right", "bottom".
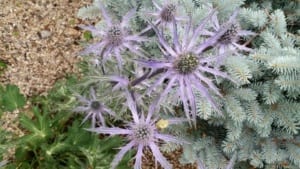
{"left": 139, "top": 10, "right": 237, "bottom": 124}
{"left": 87, "top": 92, "right": 187, "bottom": 169}
{"left": 79, "top": 1, "right": 147, "bottom": 69}
{"left": 138, "top": 0, "right": 186, "bottom": 35}
{"left": 74, "top": 88, "right": 116, "bottom": 127}
{"left": 201, "top": 10, "right": 255, "bottom": 65}
{"left": 150, "top": 0, "right": 185, "bottom": 24}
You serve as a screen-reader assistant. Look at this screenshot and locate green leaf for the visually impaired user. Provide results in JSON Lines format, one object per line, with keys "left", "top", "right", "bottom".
{"left": 0, "top": 129, "right": 11, "bottom": 160}
{"left": 0, "top": 84, "right": 26, "bottom": 112}
{"left": 0, "top": 60, "right": 7, "bottom": 73}
{"left": 18, "top": 107, "right": 53, "bottom": 147}
{"left": 83, "top": 31, "right": 93, "bottom": 41}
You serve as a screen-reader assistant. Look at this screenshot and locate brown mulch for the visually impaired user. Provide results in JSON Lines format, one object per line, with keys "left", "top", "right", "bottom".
{"left": 142, "top": 148, "right": 197, "bottom": 169}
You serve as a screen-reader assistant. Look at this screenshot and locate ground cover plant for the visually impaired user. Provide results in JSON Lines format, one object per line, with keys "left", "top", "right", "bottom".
{"left": 0, "top": 76, "right": 132, "bottom": 169}
{"left": 0, "top": 0, "right": 299, "bottom": 169}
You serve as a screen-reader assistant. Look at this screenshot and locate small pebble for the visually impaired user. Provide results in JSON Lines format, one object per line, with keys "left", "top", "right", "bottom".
{"left": 38, "top": 30, "right": 52, "bottom": 39}
{"left": 64, "top": 28, "right": 80, "bottom": 36}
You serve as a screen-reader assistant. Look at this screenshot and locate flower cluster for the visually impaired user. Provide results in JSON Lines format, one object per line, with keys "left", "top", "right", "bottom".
{"left": 76, "top": 0, "right": 255, "bottom": 168}
{"left": 87, "top": 92, "right": 187, "bottom": 169}
{"left": 139, "top": 9, "right": 239, "bottom": 124}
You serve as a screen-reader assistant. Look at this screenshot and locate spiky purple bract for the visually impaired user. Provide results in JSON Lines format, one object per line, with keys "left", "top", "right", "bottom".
{"left": 87, "top": 93, "right": 187, "bottom": 169}
{"left": 79, "top": 1, "right": 146, "bottom": 69}
{"left": 73, "top": 88, "right": 115, "bottom": 127}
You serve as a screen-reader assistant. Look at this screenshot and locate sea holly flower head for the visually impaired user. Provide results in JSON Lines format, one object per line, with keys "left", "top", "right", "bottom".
{"left": 73, "top": 88, "right": 116, "bottom": 127}
{"left": 106, "top": 25, "right": 124, "bottom": 47}
{"left": 139, "top": 10, "right": 237, "bottom": 124}
{"left": 79, "top": 0, "right": 147, "bottom": 69}
{"left": 173, "top": 53, "right": 199, "bottom": 74}
{"left": 218, "top": 24, "right": 240, "bottom": 45}
{"left": 149, "top": 0, "right": 186, "bottom": 26}
{"left": 203, "top": 10, "right": 255, "bottom": 56}
{"left": 157, "top": 3, "right": 177, "bottom": 23}
{"left": 87, "top": 93, "right": 187, "bottom": 169}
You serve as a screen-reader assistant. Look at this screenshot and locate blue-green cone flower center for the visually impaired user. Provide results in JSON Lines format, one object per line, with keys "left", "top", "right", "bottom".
{"left": 174, "top": 53, "right": 199, "bottom": 74}
{"left": 91, "top": 101, "right": 101, "bottom": 110}
{"left": 160, "top": 4, "right": 176, "bottom": 22}
{"left": 133, "top": 124, "right": 152, "bottom": 142}
{"left": 219, "top": 24, "right": 239, "bottom": 44}
{"left": 107, "top": 26, "right": 123, "bottom": 46}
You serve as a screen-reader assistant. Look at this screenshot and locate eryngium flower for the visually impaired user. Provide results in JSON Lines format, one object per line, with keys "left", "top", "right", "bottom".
{"left": 151, "top": 0, "right": 184, "bottom": 24}
{"left": 202, "top": 10, "right": 255, "bottom": 65}
{"left": 79, "top": 1, "right": 146, "bottom": 69}
{"left": 87, "top": 92, "right": 187, "bottom": 169}
{"left": 138, "top": 0, "right": 185, "bottom": 36}
{"left": 74, "top": 88, "right": 115, "bottom": 127}
{"left": 140, "top": 10, "right": 236, "bottom": 123}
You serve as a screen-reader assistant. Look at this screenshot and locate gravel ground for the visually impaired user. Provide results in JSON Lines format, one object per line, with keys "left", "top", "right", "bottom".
{"left": 0, "top": 0, "right": 195, "bottom": 168}
{"left": 0, "top": 0, "right": 89, "bottom": 96}
{"left": 142, "top": 148, "right": 197, "bottom": 169}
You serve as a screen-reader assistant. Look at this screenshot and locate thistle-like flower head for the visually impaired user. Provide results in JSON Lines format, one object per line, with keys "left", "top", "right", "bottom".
{"left": 87, "top": 91, "right": 187, "bottom": 169}
{"left": 159, "top": 3, "right": 177, "bottom": 23}
{"left": 149, "top": 0, "right": 185, "bottom": 26}
{"left": 139, "top": 10, "right": 237, "bottom": 124}
{"left": 218, "top": 24, "right": 240, "bottom": 45}
{"left": 203, "top": 10, "right": 255, "bottom": 56}
{"left": 131, "top": 122, "right": 154, "bottom": 144}
{"left": 106, "top": 25, "right": 124, "bottom": 47}
{"left": 73, "top": 88, "right": 115, "bottom": 127}
{"left": 173, "top": 53, "right": 199, "bottom": 74}
{"left": 79, "top": 0, "right": 146, "bottom": 69}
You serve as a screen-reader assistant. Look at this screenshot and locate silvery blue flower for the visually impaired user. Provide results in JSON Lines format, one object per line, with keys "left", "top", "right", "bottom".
{"left": 202, "top": 10, "right": 255, "bottom": 66}
{"left": 74, "top": 88, "right": 116, "bottom": 127}
{"left": 150, "top": 0, "right": 185, "bottom": 25}
{"left": 79, "top": 0, "right": 147, "bottom": 69}
{"left": 87, "top": 92, "right": 187, "bottom": 169}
